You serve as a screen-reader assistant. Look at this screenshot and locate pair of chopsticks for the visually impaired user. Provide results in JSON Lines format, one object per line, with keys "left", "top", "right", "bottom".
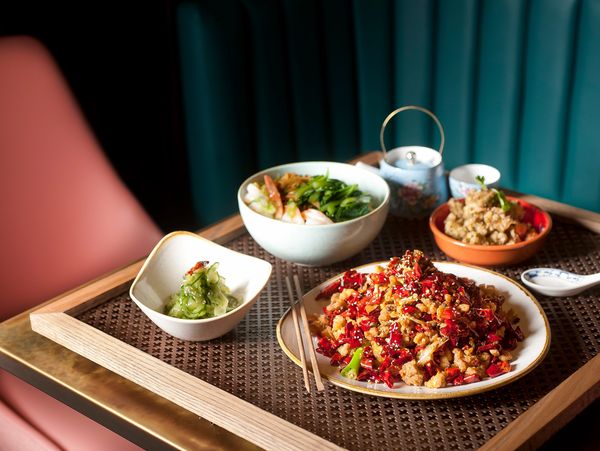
{"left": 285, "top": 274, "right": 325, "bottom": 393}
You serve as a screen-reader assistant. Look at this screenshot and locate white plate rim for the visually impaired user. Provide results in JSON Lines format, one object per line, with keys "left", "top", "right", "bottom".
{"left": 276, "top": 261, "right": 551, "bottom": 399}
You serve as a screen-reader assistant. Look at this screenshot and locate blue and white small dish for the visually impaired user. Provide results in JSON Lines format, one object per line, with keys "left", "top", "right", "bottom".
{"left": 449, "top": 164, "right": 500, "bottom": 199}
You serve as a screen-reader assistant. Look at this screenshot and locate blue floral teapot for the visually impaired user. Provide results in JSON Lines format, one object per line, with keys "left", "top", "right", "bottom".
{"left": 378, "top": 105, "right": 448, "bottom": 218}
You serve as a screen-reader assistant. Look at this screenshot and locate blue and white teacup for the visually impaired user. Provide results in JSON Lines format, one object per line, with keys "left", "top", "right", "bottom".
{"left": 449, "top": 164, "right": 501, "bottom": 199}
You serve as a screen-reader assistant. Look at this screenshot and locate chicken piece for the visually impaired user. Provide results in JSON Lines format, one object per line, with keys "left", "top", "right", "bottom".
{"left": 465, "top": 366, "right": 485, "bottom": 378}
{"left": 438, "top": 349, "right": 453, "bottom": 369}
{"left": 452, "top": 348, "right": 468, "bottom": 372}
{"left": 371, "top": 342, "right": 385, "bottom": 363}
{"left": 400, "top": 360, "right": 425, "bottom": 386}
{"left": 424, "top": 371, "right": 447, "bottom": 388}
{"left": 337, "top": 343, "right": 350, "bottom": 357}
{"left": 332, "top": 315, "right": 346, "bottom": 332}
{"left": 417, "top": 335, "right": 446, "bottom": 365}
{"left": 325, "top": 292, "right": 346, "bottom": 313}
{"left": 332, "top": 315, "right": 347, "bottom": 340}
{"left": 414, "top": 332, "right": 429, "bottom": 347}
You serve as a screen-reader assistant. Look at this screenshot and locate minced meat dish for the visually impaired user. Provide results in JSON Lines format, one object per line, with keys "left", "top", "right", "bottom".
{"left": 444, "top": 190, "right": 537, "bottom": 245}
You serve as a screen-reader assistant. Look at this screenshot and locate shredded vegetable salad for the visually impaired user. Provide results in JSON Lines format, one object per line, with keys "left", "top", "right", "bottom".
{"left": 310, "top": 250, "right": 523, "bottom": 388}
{"left": 165, "top": 261, "right": 239, "bottom": 319}
{"left": 243, "top": 172, "right": 372, "bottom": 224}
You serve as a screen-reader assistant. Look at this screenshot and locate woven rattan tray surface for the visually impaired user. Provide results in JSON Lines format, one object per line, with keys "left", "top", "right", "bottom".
{"left": 71, "top": 217, "right": 599, "bottom": 450}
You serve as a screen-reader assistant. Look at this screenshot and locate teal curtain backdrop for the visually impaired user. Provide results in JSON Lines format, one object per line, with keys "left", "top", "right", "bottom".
{"left": 177, "top": 0, "right": 600, "bottom": 226}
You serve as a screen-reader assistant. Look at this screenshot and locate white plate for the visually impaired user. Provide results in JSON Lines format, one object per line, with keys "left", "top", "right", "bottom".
{"left": 277, "top": 261, "right": 550, "bottom": 399}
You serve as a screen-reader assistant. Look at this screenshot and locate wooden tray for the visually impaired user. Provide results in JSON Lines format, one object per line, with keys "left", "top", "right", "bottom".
{"left": 11, "top": 153, "right": 600, "bottom": 449}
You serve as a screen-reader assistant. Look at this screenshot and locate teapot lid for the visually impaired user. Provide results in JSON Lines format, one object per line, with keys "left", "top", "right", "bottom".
{"left": 387, "top": 146, "right": 442, "bottom": 170}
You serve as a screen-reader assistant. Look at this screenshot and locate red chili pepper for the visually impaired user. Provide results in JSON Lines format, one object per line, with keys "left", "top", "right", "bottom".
{"left": 316, "top": 280, "right": 341, "bottom": 300}
{"left": 420, "top": 279, "right": 433, "bottom": 289}
{"left": 402, "top": 305, "right": 418, "bottom": 314}
{"left": 441, "top": 308, "right": 455, "bottom": 320}
{"left": 338, "top": 322, "right": 364, "bottom": 348}
{"left": 359, "top": 318, "right": 377, "bottom": 331}
{"left": 478, "top": 308, "right": 495, "bottom": 321}
{"left": 186, "top": 261, "right": 208, "bottom": 275}
{"left": 452, "top": 373, "right": 465, "bottom": 386}
{"left": 360, "top": 356, "right": 375, "bottom": 370}
{"left": 477, "top": 343, "right": 498, "bottom": 352}
{"left": 342, "top": 270, "right": 365, "bottom": 289}
{"left": 515, "top": 222, "right": 529, "bottom": 240}
{"left": 316, "top": 336, "right": 337, "bottom": 357}
{"left": 486, "top": 361, "right": 511, "bottom": 378}
{"left": 387, "top": 322, "right": 403, "bottom": 349}
{"left": 329, "top": 352, "right": 344, "bottom": 366}
{"left": 487, "top": 333, "right": 502, "bottom": 343}
{"left": 370, "top": 273, "right": 389, "bottom": 285}
{"left": 413, "top": 262, "right": 422, "bottom": 280}
{"left": 463, "top": 374, "right": 481, "bottom": 384}
{"left": 357, "top": 368, "right": 376, "bottom": 382}
{"left": 421, "top": 313, "right": 433, "bottom": 322}
{"left": 378, "top": 355, "right": 391, "bottom": 372}
{"left": 445, "top": 367, "right": 461, "bottom": 383}
{"left": 382, "top": 370, "right": 396, "bottom": 388}
{"left": 394, "top": 348, "right": 413, "bottom": 366}
{"left": 423, "top": 361, "right": 438, "bottom": 380}
{"left": 392, "top": 285, "right": 411, "bottom": 297}
{"left": 440, "top": 319, "right": 459, "bottom": 338}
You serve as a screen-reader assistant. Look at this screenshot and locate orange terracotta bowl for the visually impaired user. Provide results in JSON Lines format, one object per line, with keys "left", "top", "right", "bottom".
{"left": 429, "top": 197, "right": 552, "bottom": 267}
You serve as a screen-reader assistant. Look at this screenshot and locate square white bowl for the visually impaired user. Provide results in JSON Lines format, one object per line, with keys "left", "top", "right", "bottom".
{"left": 130, "top": 231, "right": 272, "bottom": 341}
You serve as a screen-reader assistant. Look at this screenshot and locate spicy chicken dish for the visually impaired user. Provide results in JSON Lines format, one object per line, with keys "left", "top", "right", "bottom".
{"left": 310, "top": 250, "right": 523, "bottom": 388}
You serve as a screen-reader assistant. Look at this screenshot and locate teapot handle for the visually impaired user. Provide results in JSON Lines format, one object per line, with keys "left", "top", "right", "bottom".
{"left": 379, "top": 105, "right": 445, "bottom": 156}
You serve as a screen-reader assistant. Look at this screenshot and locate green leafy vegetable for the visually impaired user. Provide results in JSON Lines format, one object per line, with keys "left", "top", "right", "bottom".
{"left": 165, "top": 261, "right": 239, "bottom": 319}
{"left": 475, "top": 175, "right": 486, "bottom": 190}
{"left": 495, "top": 189, "right": 513, "bottom": 212}
{"left": 294, "top": 173, "right": 372, "bottom": 222}
{"left": 474, "top": 175, "right": 513, "bottom": 212}
{"left": 340, "top": 347, "right": 364, "bottom": 380}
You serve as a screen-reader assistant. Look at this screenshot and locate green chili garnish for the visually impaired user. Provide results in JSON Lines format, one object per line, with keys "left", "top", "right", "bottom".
{"left": 340, "top": 347, "right": 364, "bottom": 380}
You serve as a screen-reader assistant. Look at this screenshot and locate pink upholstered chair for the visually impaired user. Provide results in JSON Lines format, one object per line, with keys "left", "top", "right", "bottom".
{"left": 0, "top": 36, "right": 163, "bottom": 450}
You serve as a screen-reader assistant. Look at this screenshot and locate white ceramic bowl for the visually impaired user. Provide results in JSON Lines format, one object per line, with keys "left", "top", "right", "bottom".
{"left": 449, "top": 164, "right": 501, "bottom": 199}
{"left": 238, "top": 161, "right": 390, "bottom": 266}
{"left": 129, "top": 231, "right": 272, "bottom": 341}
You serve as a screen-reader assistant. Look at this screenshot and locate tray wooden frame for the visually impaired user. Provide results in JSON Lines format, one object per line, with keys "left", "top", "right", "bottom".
{"left": 2, "top": 152, "right": 599, "bottom": 450}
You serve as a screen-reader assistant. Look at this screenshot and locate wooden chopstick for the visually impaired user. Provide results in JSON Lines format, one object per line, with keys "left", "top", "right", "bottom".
{"left": 293, "top": 274, "right": 325, "bottom": 391}
{"left": 285, "top": 276, "right": 311, "bottom": 393}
